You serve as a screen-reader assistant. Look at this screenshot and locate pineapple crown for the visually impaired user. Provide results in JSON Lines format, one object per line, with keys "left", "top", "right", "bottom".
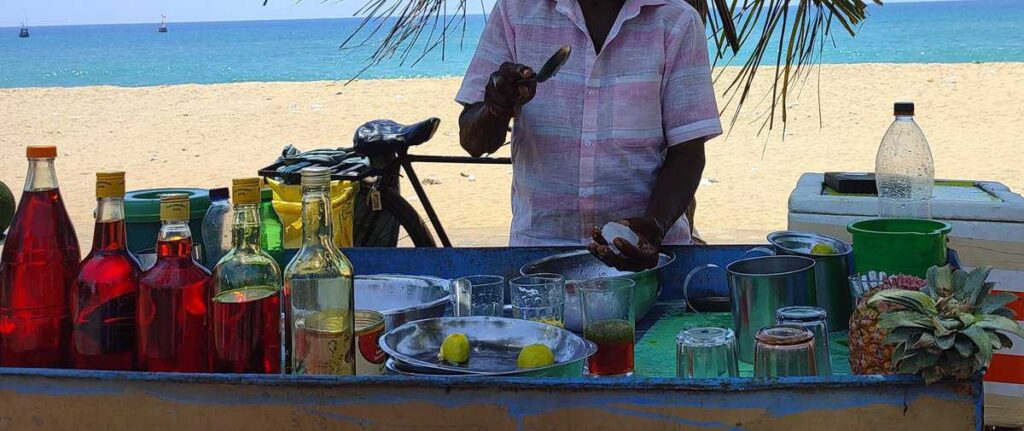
{"left": 868, "top": 265, "right": 1024, "bottom": 384}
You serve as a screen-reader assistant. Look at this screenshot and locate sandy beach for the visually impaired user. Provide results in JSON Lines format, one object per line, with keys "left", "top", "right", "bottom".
{"left": 2, "top": 63, "right": 1023, "bottom": 249}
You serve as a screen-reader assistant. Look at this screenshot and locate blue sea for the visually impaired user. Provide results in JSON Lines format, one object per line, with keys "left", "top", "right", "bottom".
{"left": 1, "top": 0, "right": 1022, "bottom": 88}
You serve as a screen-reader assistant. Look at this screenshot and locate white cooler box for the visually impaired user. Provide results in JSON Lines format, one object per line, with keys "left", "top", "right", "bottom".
{"left": 787, "top": 173, "right": 1024, "bottom": 428}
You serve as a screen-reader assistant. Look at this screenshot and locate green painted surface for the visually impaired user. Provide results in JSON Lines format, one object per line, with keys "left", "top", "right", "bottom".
{"left": 635, "top": 311, "right": 851, "bottom": 378}
{"left": 823, "top": 181, "right": 1000, "bottom": 202}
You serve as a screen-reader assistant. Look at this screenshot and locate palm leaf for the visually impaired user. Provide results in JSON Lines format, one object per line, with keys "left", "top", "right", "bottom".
{"left": 271, "top": 0, "right": 875, "bottom": 131}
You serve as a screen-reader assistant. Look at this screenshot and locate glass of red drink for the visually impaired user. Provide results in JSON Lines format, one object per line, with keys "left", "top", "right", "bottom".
{"left": 579, "top": 278, "right": 635, "bottom": 377}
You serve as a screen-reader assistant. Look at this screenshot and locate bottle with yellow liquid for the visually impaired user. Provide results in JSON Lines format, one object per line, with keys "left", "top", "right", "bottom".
{"left": 283, "top": 167, "right": 355, "bottom": 375}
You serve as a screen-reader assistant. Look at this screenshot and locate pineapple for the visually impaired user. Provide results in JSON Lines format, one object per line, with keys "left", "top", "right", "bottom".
{"left": 869, "top": 265, "right": 1024, "bottom": 383}
{"left": 848, "top": 274, "right": 927, "bottom": 375}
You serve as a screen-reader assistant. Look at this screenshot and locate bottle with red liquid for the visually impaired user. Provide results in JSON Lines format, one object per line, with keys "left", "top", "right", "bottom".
{"left": 0, "top": 145, "right": 81, "bottom": 368}
{"left": 71, "top": 172, "right": 141, "bottom": 370}
{"left": 137, "top": 193, "right": 210, "bottom": 372}
{"left": 209, "top": 178, "right": 282, "bottom": 374}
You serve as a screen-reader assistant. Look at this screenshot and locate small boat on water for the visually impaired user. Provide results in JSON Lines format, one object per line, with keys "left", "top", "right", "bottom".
{"left": 157, "top": 14, "right": 167, "bottom": 33}
{"left": 19, "top": 22, "right": 29, "bottom": 38}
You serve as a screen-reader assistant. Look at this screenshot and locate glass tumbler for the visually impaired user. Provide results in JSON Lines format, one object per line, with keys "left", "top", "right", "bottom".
{"left": 579, "top": 278, "right": 636, "bottom": 377}
{"left": 509, "top": 273, "right": 566, "bottom": 328}
{"left": 776, "top": 306, "right": 831, "bottom": 376}
{"left": 453, "top": 275, "right": 505, "bottom": 317}
{"left": 753, "top": 325, "right": 817, "bottom": 378}
{"left": 676, "top": 327, "right": 739, "bottom": 379}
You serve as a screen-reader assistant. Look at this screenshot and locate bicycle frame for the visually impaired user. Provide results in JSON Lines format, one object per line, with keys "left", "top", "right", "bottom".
{"left": 393, "top": 153, "right": 511, "bottom": 248}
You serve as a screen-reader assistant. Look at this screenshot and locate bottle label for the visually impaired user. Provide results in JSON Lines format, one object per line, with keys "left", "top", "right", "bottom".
{"left": 293, "top": 311, "right": 355, "bottom": 375}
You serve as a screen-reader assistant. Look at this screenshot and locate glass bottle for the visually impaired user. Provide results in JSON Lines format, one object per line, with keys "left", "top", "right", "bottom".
{"left": 137, "top": 193, "right": 210, "bottom": 372}
{"left": 0, "top": 145, "right": 81, "bottom": 368}
{"left": 201, "top": 187, "right": 231, "bottom": 268}
{"left": 71, "top": 172, "right": 142, "bottom": 370}
{"left": 209, "top": 178, "right": 283, "bottom": 374}
{"left": 875, "top": 102, "right": 935, "bottom": 218}
{"left": 259, "top": 187, "right": 285, "bottom": 269}
{"left": 283, "top": 167, "right": 355, "bottom": 375}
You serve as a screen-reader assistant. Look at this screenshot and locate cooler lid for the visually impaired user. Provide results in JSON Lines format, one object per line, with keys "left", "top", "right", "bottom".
{"left": 788, "top": 173, "right": 1024, "bottom": 223}
{"left": 125, "top": 188, "right": 211, "bottom": 223}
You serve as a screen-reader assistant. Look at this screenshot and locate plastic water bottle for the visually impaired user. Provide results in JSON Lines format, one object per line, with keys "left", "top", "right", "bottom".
{"left": 202, "top": 187, "right": 232, "bottom": 268}
{"left": 874, "top": 102, "right": 934, "bottom": 218}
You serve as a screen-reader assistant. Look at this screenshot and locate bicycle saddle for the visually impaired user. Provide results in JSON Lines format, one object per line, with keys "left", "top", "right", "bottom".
{"left": 353, "top": 117, "right": 440, "bottom": 157}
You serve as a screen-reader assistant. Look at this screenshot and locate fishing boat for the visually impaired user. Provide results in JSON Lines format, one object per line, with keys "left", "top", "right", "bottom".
{"left": 157, "top": 14, "right": 167, "bottom": 33}
{"left": 18, "top": 22, "right": 29, "bottom": 38}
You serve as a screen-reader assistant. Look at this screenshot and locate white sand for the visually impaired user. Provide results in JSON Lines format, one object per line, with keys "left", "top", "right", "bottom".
{"left": 2, "top": 63, "right": 1022, "bottom": 249}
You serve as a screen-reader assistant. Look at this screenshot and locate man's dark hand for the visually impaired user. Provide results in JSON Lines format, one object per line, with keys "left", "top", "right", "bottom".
{"left": 485, "top": 62, "right": 537, "bottom": 118}
{"left": 587, "top": 217, "right": 666, "bottom": 272}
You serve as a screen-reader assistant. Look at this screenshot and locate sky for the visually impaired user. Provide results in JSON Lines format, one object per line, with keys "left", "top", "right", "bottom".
{"left": 0, "top": 0, "right": 970, "bottom": 27}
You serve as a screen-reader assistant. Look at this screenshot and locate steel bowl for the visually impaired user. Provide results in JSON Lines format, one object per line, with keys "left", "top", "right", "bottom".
{"left": 521, "top": 250, "right": 675, "bottom": 332}
{"left": 354, "top": 275, "right": 451, "bottom": 329}
{"left": 379, "top": 316, "right": 596, "bottom": 377}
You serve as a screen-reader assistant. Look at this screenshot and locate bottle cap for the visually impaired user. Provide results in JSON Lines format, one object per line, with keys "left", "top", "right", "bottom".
{"left": 261, "top": 187, "right": 273, "bottom": 202}
{"left": 96, "top": 171, "right": 126, "bottom": 198}
{"left": 300, "top": 167, "right": 332, "bottom": 187}
{"left": 159, "top": 193, "right": 190, "bottom": 221}
{"left": 894, "top": 102, "right": 915, "bottom": 116}
{"left": 209, "top": 187, "right": 230, "bottom": 202}
{"left": 26, "top": 145, "right": 57, "bottom": 159}
{"left": 232, "top": 178, "right": 261, "bottom": 205}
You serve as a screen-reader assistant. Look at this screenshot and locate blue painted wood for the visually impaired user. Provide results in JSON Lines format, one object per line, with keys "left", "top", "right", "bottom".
{"left": 0, "top": 246, "right": 971, "bottom": 429}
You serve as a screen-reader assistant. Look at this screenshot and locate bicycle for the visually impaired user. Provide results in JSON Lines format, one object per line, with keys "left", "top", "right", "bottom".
{"left": 260, "top": 117, "right": 510, "bottom": 248}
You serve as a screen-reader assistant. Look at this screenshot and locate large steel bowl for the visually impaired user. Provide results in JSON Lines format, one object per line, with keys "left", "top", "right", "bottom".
{"left": 354, "top": 275, "right": 451, "bottom": 329}
{"left": 379, "top": 316, "right": 595, "bottom": 377}
{"left": 521, "top": 250, "right": 674, "bottom": 331}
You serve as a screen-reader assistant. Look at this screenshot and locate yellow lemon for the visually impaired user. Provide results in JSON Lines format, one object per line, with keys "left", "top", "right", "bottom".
{"left": 439, "top": 332, "right": 471, "bottom": 364}
{"left": 517, "top": 344, "right": 556, "bottom": 369}
{"left": 810, "top": 242, "right": 835, "bottom": 255}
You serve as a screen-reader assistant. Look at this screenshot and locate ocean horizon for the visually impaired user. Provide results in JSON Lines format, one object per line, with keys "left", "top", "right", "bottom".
{"left": 2, "top": 0, "right": 1023, "bottom": 88}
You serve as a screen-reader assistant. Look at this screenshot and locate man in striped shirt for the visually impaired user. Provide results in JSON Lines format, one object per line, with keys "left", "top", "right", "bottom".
{"left": 457, "top": 0, "right": 722, "bottom": 270}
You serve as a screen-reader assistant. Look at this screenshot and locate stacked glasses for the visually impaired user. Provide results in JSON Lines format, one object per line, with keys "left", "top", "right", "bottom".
{"left": 776, "top": 306, "right": 831, "bottom": 376}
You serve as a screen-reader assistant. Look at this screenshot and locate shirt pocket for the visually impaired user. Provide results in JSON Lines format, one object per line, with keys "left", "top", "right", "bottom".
{"left": 609, "top": 73, "right": 664, "bottom": 138}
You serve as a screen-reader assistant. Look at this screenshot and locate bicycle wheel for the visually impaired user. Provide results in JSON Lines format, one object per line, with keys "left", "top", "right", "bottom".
{"left": 378, "top": 186, "right": 437, "bottom": 247}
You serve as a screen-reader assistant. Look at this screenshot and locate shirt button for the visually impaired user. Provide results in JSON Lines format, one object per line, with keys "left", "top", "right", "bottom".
{"left": 583, "top": 140, "right": 593, "bottom": 147}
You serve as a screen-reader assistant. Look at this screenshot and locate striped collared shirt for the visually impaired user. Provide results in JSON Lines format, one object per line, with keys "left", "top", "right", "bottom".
{"left": 456, "top": 0, "right": 722, "bottom": 246}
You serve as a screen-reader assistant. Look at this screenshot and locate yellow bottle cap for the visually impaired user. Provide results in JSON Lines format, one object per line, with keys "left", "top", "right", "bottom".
{"left": 232, "top": 177, "right": 261, "bottom": 205}
{"left": 159, "top": 193, "right": 190, "bottom": 221}
{"left": 96, "top": 171, "right": 126, "bottom": 198}
{"left": 26, "top": 145, "right": 57, "bottom": 159}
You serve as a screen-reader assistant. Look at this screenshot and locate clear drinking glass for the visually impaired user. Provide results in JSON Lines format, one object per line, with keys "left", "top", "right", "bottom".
{"left": 579, "top": 278, "right": 636, "bottom": 377}
{"left": 753, "top": 325, "right": 817, "bottom": 378}
{"left": 453, "top": 275, "right": 506, "bottom": 317}
{"left": 509, "top": 273, "right": 565, "bottom": 328}
{"left": 776, "top": 306, "right": 831, "bottom": 376}
{"left": 676, "top": 327, "right": 739, "bottom": 379}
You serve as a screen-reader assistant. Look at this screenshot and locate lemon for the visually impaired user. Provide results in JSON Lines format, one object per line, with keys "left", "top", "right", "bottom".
{"left": 439, "top": 332, "right": 471, "bottom": 364}
{"left": 810, "top": 242, "right": 835, "bottom": 255}
{"left": 517, "top": 344, "right": 555, "bottom": 369}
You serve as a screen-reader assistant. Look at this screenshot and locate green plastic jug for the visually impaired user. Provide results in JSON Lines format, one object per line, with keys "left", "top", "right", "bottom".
{"left": 847, "top": 218, "right": 951, "bottom": 278}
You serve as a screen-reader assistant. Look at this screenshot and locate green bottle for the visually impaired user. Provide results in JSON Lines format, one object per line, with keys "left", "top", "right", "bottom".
{"left": 260, "top": 187, "right": 286, "bottom": 269}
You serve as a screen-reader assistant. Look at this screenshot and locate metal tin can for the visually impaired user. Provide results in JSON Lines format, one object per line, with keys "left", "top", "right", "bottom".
{"left": 355, "top": 310, "right": 386, "bottom": 375}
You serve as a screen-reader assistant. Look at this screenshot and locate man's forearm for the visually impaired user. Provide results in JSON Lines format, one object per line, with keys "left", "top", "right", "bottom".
{"left": 644, "top": 139, "right": 706, "bottom": 239}
{"left": 459, "top": 102, "right": 512, "bottom": 157}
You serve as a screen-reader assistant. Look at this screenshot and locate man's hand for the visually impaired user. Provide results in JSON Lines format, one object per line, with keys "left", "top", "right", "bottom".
{"left": 485, "top": 62, "right": 537, "bottom": 118}
{"left": 587, "top": 217, "right": 666, "bottom": 272}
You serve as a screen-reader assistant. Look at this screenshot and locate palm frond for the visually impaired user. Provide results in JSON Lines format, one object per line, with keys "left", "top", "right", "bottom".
{"left": 272, "top": 0, "right": 875, "bottom": 130}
